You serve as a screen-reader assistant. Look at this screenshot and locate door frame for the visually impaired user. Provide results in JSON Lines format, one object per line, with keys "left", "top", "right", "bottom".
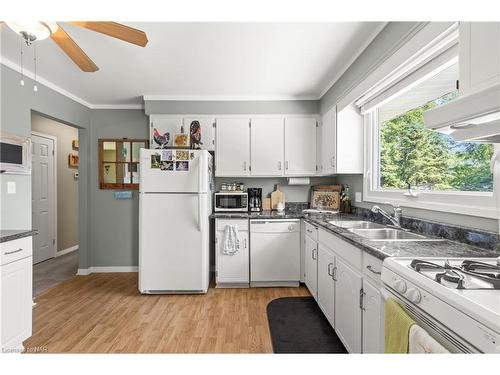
{"left": 31, "top": 131, "right": 58, "bottom": 260}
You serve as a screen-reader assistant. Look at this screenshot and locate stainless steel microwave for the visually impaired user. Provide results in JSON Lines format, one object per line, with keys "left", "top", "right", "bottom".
{"left": 0, "top": 133, "right": 31, "bottom": 175}
{"left": 214, "top": 191, "right": 248, "bottom": 212}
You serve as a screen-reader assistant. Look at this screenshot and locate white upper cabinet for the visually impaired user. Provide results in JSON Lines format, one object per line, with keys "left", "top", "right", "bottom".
{"left": 182, "top": 117, "right": 215, "bottom": 151}
{"left": 250, "top": 118, "right": 285, "bottom": 176}
{"left": 215, "top": 118, "right": 251, "bottom": 177}
{"left": 459, "top": 22, "right": 500, "bottom": 96}
{"left": 336, "top": 104, "right": 364, "bottom": 174}
{"left": 284, "top": 117, "right": 317, "bottom": 176}
{"left": 319, "top": 106, "right": 337, "bottom": 175}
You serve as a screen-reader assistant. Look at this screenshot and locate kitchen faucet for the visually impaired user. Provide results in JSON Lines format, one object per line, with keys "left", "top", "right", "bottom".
{"left": 371, "top": 203, "right": 403, "bottom": 229}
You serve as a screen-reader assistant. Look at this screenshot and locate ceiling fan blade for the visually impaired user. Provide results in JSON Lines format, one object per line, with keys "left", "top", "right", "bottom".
{"left": 50, "top": 25, "right": 99, "bottom": 72}
{"left": 68, "top": 22, "right": 148, "bottom": 47}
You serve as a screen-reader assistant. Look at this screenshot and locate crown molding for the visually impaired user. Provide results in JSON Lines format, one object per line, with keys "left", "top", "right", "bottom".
{"left": 142, "top": 94, "right": 320, "bottom": 102}
{"left": 1, "top": 58, "right": 144, "bottom": 110}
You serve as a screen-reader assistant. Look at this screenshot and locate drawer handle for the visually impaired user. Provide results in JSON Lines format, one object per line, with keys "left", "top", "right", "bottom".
{"left": 332, "top": 266, "right": 337, "bottom": 281}
{"left": 5, "top": 248, "right": 23, "bottom": 255}
{"left": 312, "top": 248, "right": 317, "bottom": 260}
{"left": 366, "top": 265, "right": 381, "bottom": 275}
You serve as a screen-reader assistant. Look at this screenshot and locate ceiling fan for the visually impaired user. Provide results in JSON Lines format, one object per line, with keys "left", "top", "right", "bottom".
{"left": 2, "top": 21, "right": 148, "bottom": 72}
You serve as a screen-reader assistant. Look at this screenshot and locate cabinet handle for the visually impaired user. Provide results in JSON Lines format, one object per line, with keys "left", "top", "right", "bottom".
{"left": 306, "top": 229, "right": 313, "bottom": 234}
{"left": 331, "top": 156, "right": 335, "bottom": 167}
{"left": 5, "top": 248, "right": 23, "bottom": 255}
{"left": 359, "top": 288, "right": 366, "bottom": 311}
{"left": 332, "top": 266, "right": 337, "bottom": 281}
{"left": 244, "top": 238, "right": 247, "bottom": 248}
{"left": 285, "top": 160, "right": 289, "bottom": 170}
{"left": 312, "top": 249, "right": 317, "bottom": 260}
{"left": 366, "top": 265, "right": 381, "bottom": 275}
{"left": 278, "top": 161, "right": 282, "bottom": 170}
{"left": 243, "top": 161, "right": 247, "bottom": 171}
{"left": 327, "top": 262, "right": 333, "bottom": 276}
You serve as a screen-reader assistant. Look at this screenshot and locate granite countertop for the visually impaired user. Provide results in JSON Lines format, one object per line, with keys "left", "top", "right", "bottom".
{"left": 0, "top": 229, "right": 37, "bottom": 243}
{"left": 211, "top": 210, "right": 500, "bottom": 261}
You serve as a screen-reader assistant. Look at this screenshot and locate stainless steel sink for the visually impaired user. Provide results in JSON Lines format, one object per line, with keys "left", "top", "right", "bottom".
{"left": 349, "top": 228, "right": 433, "bottom": 241}
{"left": 328, "top": 220, "right": 385, "bottom": 229}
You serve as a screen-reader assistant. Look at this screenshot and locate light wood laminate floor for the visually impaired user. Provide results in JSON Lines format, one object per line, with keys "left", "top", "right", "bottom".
{"left": 24, "top": 273, "right": 310, "bottom": 353}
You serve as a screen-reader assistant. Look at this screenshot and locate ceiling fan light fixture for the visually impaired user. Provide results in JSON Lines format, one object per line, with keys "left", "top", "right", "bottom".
{"left": 6, "top": 21, "right": 58, "bottom": 43}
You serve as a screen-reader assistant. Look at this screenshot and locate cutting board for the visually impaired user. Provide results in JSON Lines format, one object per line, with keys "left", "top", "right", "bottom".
{"left": 271, "top": 185, "right": 285, "bottom": 210}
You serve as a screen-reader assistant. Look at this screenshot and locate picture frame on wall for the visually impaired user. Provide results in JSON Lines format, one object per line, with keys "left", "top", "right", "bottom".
{"left": 310, "top": 185, "right": 341, "bottom": 211}
{"left": 68, "top": 153, "right": 79, "bottom": 168}
{"left": 72, "top": 140, "right": 79, "bottom": 150}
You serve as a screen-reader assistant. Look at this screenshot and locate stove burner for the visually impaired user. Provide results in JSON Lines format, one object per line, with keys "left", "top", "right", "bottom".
{"left": 435, "top": 270, "right": 466, "bottom": 289}
{"left": 410, "top": 259, "right": 444, "bottom": 272}
{"left": 461, "top": 260, "right": 500, "bottom": 272}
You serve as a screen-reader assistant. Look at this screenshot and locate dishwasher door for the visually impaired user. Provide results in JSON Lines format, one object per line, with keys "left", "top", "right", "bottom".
{"left": 250, "top": 219, "right": 300, "bottom": 286}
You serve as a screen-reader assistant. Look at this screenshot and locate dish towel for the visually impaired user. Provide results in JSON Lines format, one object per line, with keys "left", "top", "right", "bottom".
{"left": 222, "top": 225, "right": 240, "bottom": 255}
{"left": 408, "top": 325, "right": 449, "bottom": 353}
{"left": 384, "top": 298, "right": 416, "bottom": 353}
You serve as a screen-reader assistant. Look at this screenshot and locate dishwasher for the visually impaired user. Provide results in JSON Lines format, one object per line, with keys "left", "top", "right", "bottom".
{"left": 250, "top": 219, "right": 300, "bottom": 287}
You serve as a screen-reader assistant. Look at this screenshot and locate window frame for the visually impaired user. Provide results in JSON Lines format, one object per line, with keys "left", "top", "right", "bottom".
{"left": 363, "top": 109, "right": 499, "bottom": 219}
{"left": 98, "top": 138, "right": 149, "bottom": 190}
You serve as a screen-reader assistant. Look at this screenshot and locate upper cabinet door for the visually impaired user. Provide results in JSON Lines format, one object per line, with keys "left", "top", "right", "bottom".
{"left": 284, "top": 117, "right": 317, "bottom": 176}
{"left": 250, "top": 118, "right": 285, "bottom": 176}
{"left": 459, "top": 22, "right": 500, "bottom": 96}
{"left": 150, "top": 116, "right": 183, "bottom": 149}
{"left": 215, "top": 118, "right": 251, "bottom": 177}
{"left": 320, "top": 106, "right": 337, "bottom": 175}
{"left": 336, "top": 104, "right": 363, "bottom": 174}
{"left": 183, "top": 117, "right": 215, "bottom": 151}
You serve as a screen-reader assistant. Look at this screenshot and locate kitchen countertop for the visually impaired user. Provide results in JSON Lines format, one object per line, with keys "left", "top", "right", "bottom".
{"left": 211, "top": 210, "right": 500, "bottom": 261}
{"left": 0, "top": 229, "right": 37, "bottom": 243}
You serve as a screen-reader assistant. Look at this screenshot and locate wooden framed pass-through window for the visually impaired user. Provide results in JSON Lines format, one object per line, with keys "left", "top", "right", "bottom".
{"left": 98, "top": 139, "right": 149, "bottom": 189}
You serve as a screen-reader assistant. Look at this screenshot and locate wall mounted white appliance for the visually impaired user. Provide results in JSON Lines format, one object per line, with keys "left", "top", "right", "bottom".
{"left": 250, "top": 219, "right": 300, "bottom": 287}
{"left": 0, "top": 133, "right": 31, "bottom": 174}
{"left": 214, "top": 191, "right": 248, "bottom": 212}
{"left": 138, "top": 149, "right": 213, "bottom": 294}
{"left": 382, "top": 256, "right": 500, "bottom": 353}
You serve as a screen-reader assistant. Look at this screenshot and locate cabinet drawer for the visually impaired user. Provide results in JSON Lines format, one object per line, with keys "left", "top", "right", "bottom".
{"left": 304, "top": 221, "right": 318, "bottom": 241}
{"left": 318, "top": 229, "right": 362, "bottom": 270}
{"left": 362, "top": 253, "right": 383, "bottom": 284}
{"left": 0, "top": 237, "right": 32, "bottom": 266}
{"left": 216, "top": 219, "right": 249, "bottom": 232}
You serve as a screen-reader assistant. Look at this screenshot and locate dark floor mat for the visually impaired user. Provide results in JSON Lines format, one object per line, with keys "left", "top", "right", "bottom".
{"left": 266, "top": 296, "right": 348, "bottom": 354}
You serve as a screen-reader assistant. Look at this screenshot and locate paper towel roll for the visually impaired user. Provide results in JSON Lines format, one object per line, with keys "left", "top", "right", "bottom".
{"left": 287, "top": 177, "right": 310, "bottom": 185}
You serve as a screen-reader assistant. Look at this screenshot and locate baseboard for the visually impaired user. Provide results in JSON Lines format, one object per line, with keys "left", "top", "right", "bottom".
{"left": 77, "top": 266, "right": 138, "bottom": 275}
{"left": 55, "top": 245, "right": 79, "bottom": 257}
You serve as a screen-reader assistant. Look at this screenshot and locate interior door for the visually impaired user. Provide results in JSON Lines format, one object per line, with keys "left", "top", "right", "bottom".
{"left": 335, "top": 257, "right": 362, "bottom": 353}
{"left": 317, "top": 245, "right": 335, "bottom": 327}
{"left": 250, "top": 118, "right": 284, "bottom": 176}
{"left": 215, "top": 118, "right": 250, "bottom": 176}
{"left": 284, "top": 117, "right": 317, "bottom": 175}
{"left": 31, "top": 133, "right": 56, "bottom": 264}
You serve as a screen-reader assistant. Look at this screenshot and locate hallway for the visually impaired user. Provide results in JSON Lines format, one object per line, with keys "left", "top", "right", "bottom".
{"left": 33, "top": 251, "right": 79, "bottom": 297}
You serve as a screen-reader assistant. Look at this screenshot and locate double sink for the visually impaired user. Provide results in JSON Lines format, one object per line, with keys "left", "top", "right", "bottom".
{"left": 328, "top": 220, "right": 437, "bottom": 242}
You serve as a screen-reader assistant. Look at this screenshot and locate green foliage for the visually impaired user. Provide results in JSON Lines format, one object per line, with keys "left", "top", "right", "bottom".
{"left": 379, "top": 94, "right": 494, "bottom": 192}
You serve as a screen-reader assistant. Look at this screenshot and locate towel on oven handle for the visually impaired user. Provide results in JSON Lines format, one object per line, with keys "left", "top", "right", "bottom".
{"left": 409, "top": 325, "right": 449, "bottom": 353}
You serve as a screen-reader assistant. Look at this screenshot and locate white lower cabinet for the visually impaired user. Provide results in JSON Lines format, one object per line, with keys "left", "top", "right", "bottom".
{"left": 215, "top": 219, "right": 249, "bottom": 287}
{"left": 362, "top": 278, "right": 383, "bottom": 353}
{"left": 304, "top": 234, "right": 318, "bottom": 299}
{"left": 317, "top": 245, "right": 335, "bottom": 327}
{"left": 1, "top": 237, "right": 33, "bottom": 351}
{"left": 335, "top": 257, "right": 363, "bottom": 353}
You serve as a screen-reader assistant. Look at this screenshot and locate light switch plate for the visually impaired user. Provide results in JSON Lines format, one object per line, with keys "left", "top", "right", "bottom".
{"left": 355, "top": 191, "right": 362, "bottom": 203}
{"left": 7, "top": 181, "right": 16, "bottom": 194}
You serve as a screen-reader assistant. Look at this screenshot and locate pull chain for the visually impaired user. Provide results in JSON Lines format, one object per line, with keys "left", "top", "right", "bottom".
{"left": 20, "top": 38, "right": 25, "bottom": 86}
{"left": 33, "top": 43, "right": 38, "bottom": 92}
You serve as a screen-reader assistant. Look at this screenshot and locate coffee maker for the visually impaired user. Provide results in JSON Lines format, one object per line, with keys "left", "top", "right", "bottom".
{"left": 247, "top": 188, "right": 262, "bottom": 212}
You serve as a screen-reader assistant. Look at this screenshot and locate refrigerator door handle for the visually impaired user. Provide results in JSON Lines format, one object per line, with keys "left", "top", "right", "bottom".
{"left": 198, "top": 151, "right": 204, "bottom": 193}
{"left": 198, "top": 195, "right": 203, "bottom": 232}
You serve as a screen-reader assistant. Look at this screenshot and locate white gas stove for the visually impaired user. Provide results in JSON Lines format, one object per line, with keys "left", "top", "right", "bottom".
{"left": 382, "top": 257, "right": 500, "bottom": 353}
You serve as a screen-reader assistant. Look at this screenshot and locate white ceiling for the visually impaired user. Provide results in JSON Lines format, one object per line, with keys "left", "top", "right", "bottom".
{"left": 1, "top": 22, "right": 385, "bottom": 107}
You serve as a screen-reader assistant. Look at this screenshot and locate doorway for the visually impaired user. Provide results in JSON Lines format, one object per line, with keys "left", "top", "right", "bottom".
{"left": 31, "top": 113, "right": 79, "bottom": 296}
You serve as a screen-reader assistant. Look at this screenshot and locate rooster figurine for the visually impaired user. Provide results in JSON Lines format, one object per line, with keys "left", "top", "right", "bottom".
{"left": 190, "top": 121, "right": 203, "bottom": 149}
{"left": 152, "top": 128, "right": 170, "bottom": 149}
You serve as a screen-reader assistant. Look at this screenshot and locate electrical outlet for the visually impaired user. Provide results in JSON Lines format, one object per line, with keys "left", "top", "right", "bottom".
{"left": 355, "top": 191, "right": 362, "bottom": 203}
{"left": 7, "top": 181, "right": 16, "bottom": 194}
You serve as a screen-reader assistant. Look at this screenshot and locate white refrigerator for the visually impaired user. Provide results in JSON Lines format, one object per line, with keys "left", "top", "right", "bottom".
{"left": 138, "top": 149, "right": 213, "bottom": 294}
